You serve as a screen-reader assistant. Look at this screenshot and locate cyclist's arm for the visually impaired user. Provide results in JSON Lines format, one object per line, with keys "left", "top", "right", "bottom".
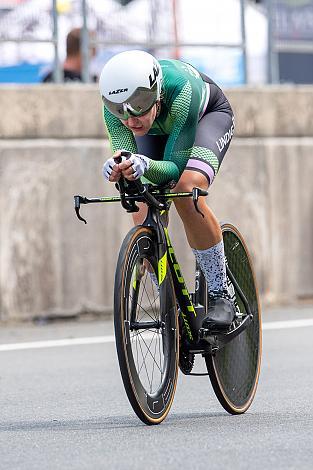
{"left": 103, "top": 106, "right": 138, "bottom": 154}
{"left": 144, "top": 80, "right": 200, "bottom": 185}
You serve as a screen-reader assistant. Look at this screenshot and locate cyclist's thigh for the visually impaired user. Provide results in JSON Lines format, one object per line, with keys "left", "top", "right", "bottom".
{"left": 186, "top": 110, "right": 235, "bottom": 186}
{"left": 135, "top": 134, "right": 167, "bottom": 160}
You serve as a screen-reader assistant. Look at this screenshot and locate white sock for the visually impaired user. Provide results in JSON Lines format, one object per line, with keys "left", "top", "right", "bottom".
{"left": 192, "top": 240, "right": 228, "bottom": 294}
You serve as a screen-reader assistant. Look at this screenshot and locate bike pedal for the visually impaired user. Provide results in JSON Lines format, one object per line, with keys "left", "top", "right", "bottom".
{"left": 235, "top": 311, "right": 244, "bottom": 319}
{"left": 199, "top": 326, "right": 230, "bottom": 338}
{"left": 199, "top": 327, "right": 210, "bottom": 339}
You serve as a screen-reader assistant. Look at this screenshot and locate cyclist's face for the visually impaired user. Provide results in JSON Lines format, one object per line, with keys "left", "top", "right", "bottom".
{"left": 121, "top": 104, "right": 157, "bottom": 136}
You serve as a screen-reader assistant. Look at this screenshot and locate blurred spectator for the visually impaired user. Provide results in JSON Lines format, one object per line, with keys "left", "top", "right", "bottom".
{"left": 42, "top": 27, "right": 96, "bottom": 82}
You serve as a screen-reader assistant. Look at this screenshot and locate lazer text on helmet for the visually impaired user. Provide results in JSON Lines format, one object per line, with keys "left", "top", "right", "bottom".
{"left": 109, "top": 88, "right": 129, "bottom": 95}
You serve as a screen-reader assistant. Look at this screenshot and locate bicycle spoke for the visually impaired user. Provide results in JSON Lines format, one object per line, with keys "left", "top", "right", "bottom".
{"left": 158, "top": 329, "right": 164, "bottom": 383}
{"left": 138, "top": 274, "right": 159, "bottom": 320}
{"left": 135, "top": 330, "right": 164, "bottom": 376}
{"left": 130, "top": 329, "right": 162, "bottom": 338}
{"left": 128, "top": 290, "right": 157, "bottom": 323}
{"left": 142, "top": 269, "right": 159, "bottom": 314}
{"left": 130, "top": 266, "right": 158, "bottom": 320}
{"left": 135, "top": 328, "right": 140, "bottom": 373}
{"left": 147, "top": 273, "right": 160, "bottom": 316}
{"left": 135, "top": 331, "right": 161, "bottom": 390}
{"left": 136, "top": 333, "right": 153, "bottom": 391}
{"left": 129, "top": 326, "right": 169, "bottom": 364}
{"left": 150, "top": 331, "right": 160, "bottom": 393}
{"left": 129, "top": 330, "right": 164, "bottom": 395}
{"left": 131, "top": 330, "right": 155, "bottom": 368}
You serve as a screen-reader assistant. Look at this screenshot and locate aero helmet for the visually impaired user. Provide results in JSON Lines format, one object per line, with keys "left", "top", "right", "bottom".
{"left": 99, "top": 50, "right": 162, "bottom": 120}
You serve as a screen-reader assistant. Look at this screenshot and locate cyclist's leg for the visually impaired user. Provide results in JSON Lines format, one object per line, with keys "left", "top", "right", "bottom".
{"left": 174, "top": 110, "right": 234, "bottom": 247}
{"left": 173, "top": 170, "right": 220, "bottom": 248}
{"left": 173, "top": 110, "right": 235, "bottom": 328}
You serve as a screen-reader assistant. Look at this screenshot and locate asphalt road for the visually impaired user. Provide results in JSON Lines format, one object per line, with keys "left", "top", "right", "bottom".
{"left": 1, "top": 306, "right": 313, "bottom": 470}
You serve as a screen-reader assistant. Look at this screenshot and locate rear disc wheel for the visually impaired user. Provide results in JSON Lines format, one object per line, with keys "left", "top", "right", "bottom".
{"left": 205, "top": 223, "right": 262, "bottom": 414}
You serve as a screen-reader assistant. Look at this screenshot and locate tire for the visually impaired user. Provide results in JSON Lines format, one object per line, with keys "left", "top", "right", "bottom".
{"left": 205, "top": 223, "right": 262, "bottom": 414}
{"left": 114, "top": 226, "right": 179, "bottom": 425}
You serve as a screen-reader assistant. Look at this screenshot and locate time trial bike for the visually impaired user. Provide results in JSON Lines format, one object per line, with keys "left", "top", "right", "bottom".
{"left": 74, "top": 161, "right": 262, "bottom": 425}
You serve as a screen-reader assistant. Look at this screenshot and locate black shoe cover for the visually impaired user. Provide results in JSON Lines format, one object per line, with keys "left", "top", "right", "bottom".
{"left": 202, "top": 295, "right": 236, "bottom": 331}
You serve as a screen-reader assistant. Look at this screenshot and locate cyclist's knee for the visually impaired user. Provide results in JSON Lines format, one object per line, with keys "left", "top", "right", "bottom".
{"left": 173, "top": 170, "right": 210, "bottom": 216}
{"left": 174, "top": 170, "right": 209, "bottom": 193}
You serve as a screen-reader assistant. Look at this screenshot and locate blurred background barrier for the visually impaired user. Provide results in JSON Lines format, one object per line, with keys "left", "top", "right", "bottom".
{"left": 0, "top": 85, "right": 312, "bottom": 321}
{"left": 1, "top": 84, "right": 313, "bottom": 138}
{"left": 1, "top": 0, "right": 313, "bottom": 87}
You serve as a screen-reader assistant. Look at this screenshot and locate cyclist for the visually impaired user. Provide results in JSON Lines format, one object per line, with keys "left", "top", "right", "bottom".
{"left": 99, "top": 50, "right": 236, "bottom": 331}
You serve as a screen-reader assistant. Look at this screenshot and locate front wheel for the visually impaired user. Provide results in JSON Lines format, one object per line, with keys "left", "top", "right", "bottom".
{"left": 205, "top": 223, "right": 262, "bottom": 414}
{"left": 114, "top": 226, "right": 179, "bottom": 425}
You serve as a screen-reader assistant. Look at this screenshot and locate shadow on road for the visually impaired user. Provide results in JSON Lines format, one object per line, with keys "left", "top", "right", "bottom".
{"left": 0, "top": 411, "right": 235, "bottom": 432}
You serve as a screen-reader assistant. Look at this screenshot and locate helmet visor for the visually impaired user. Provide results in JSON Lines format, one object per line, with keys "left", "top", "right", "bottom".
{"left": 102, "top": 83, "right": 158, "bottom": 120}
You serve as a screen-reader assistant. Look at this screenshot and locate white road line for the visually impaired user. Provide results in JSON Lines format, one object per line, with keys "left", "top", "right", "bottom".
{"left": 262, "top": 318, "right": 313, "bottom": 330}
{"left": 0, "top": 335, "right": 115, "bottom": 352}
{"left": 0, "top": 318, "right": 313, "bottom": 352}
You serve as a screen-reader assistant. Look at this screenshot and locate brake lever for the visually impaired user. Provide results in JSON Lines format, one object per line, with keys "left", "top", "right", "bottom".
{"left": 114, "top": 153, "right": 139, "bottom": 212}
{"left": 192, "top": 187, "right": 208, "bottom": 218}
{"left": 74, "top": 195, "right": 87, "bottom": 224}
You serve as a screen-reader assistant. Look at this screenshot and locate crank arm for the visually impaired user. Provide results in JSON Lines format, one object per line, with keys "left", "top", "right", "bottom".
{"left": 199, "top": 313, "right": 254, "bottom": 351}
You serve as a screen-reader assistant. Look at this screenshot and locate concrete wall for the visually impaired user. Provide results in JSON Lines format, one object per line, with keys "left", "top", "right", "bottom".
{"left": 1, "top": 84, "right": 312, "bottom": 139}
{"left": 0, "top": 85, "right": 312, "bottom": 321}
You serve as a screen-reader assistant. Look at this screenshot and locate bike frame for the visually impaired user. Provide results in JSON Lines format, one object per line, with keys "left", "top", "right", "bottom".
{"left": 140, "top": 203, "right": 254, "bottom": 354}
{"left": 140, "top": 202, "right": 207, "bottom": 347}
{"left": 74, "top": 189, "right": 205, "bottom": 343}
{"left": 74, "top": 185, "right": 253, "bottom": 353}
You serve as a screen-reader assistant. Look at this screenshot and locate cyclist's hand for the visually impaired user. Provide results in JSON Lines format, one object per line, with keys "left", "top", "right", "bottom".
{"left": 102, "top": 157, "right": 121, "bottom": 182}
{"left": 119, "top": 153, "right": 150, "bottom": 181}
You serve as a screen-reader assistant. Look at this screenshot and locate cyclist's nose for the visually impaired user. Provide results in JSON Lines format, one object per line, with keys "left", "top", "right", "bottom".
{"left": 126, "top": 115, "right": 140, "bottom": 126}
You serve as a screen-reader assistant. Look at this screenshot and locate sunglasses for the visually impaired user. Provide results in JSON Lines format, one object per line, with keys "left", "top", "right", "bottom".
{"left": 102, "top": 83, "right": 158, "bottom": 120}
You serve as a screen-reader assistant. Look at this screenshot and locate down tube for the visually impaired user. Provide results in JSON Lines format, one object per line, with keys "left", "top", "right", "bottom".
{"left": 163, "top": 227, "right": 197, "bottom": 343}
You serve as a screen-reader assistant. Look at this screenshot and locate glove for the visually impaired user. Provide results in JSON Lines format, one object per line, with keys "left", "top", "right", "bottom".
{"left": 102, "top": 157, "right": 117, "bottom": 181}
{"left": 102, "top": 153, "right": 150, "bottom": 181}
{"left": 128, "top": 153, "right": 150, "bottom": 179}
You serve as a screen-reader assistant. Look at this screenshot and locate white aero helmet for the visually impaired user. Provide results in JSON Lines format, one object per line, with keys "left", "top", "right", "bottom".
{"left": 99, "top": 50, "right": 162, "bottom": 120}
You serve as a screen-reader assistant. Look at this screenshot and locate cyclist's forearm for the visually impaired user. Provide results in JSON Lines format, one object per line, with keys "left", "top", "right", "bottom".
{"left": 145, "top": 159, "right": 180, "bottom": 184}
{"left": 103, "top": 108, "right": 138, "bottom": 154}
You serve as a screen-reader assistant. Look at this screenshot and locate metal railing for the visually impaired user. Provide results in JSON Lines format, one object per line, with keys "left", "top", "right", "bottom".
{"left": 2, "top": 0, "right": 313, "bottom": 85}
{"left": 79, "top": 0, "right": 248, "bottom": 84}
{"left": 0, "top": 0, "right": 249, "bottom": 84}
